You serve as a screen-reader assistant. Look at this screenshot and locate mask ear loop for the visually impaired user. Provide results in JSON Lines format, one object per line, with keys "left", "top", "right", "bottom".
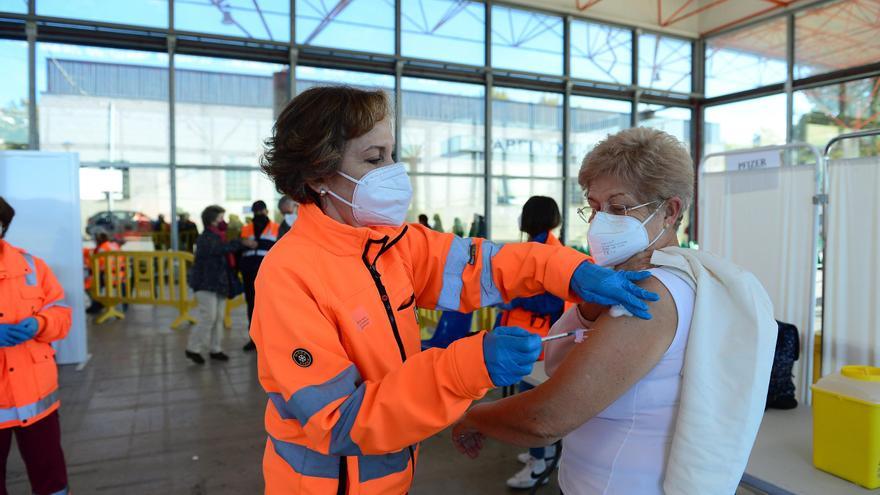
{"left": 644, "top": 201, "right": 670, "bottom": 249}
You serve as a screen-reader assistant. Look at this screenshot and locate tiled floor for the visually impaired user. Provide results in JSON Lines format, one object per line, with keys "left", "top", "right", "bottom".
{"left": 4, "top": 305, "right": 557, "bottom": 494}
{"left": 5, "top": 304, "right": 761, "bottom": 494}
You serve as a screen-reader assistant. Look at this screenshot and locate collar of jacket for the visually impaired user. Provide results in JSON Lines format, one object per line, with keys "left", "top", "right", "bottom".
{"left": 297, "top": 203, "right": 405, "bottom": 257}
{"left": 0, "top": 239, "right": 29, "bottom": 281}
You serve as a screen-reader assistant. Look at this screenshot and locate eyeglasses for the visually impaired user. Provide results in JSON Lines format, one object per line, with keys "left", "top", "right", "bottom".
{"left": 576, "top": 200, "right": 663, "bottom": 224}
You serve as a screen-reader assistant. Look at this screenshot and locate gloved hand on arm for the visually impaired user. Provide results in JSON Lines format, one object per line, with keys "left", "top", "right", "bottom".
{"left": 0, "top": 317, "right": 39, "bottom": 347}
{"left": 482, "top": 326, "right": 542, "bottom": 387}
{"left": 570, "top": 261, "right": 659, "bottom": 320}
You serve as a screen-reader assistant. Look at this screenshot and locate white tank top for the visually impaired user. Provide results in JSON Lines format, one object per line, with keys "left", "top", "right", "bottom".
{"left": 558, "top": 267, "right": 695, "bottom": 495}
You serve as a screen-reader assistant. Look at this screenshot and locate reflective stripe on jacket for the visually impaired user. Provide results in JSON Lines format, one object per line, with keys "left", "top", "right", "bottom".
{"left": 251, "top": 204, "right": 587, "bottom": 494}
{"left": 241, "top": 221, "right": 280, "bottom": 257}
{"left": 500, "top": 232, "right": 565, "bottom": 341}
{"left": 0, "top": 240, "right": 72, "bottom": 429}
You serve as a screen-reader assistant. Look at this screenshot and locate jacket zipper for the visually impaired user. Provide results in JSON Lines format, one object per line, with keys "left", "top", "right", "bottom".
{"left": 360, "top": 228, "right": 416, "bottom": 484}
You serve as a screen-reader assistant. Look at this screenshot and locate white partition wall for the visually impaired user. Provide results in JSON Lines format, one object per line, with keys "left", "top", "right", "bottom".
{"left": 699, "top": 144, "right": 822, "bottom": 403}
{"left": 822, "top": 131, "right": 880, "bottom": 377}
{"left": 0, "top": 152, "right": 88, "bottom": 365}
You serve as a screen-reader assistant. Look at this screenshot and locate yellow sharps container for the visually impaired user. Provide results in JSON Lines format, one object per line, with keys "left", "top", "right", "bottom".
{"left": 812, "top": 366, "right": 880, "bottom": 489}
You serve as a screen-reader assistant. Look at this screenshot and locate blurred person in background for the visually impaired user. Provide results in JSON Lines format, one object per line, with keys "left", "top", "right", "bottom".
{"left": 85, "top": 230, "right": 123, "bottom": 315}
{"left": 277, "top": 196, "right": 298, "bottom": 238}
{"left": 499, "top": 196, "right": 567, "bottom": 489}
{"left": 431, "top": 213, "right": 444, "bottom": 232}
{"left": 152, "top": 214, "right": 170, "bottom": 251}
{"left": 417, "top": 214, "right": 430, "bottom": 228}
{"left": 240, "top": 200, "right": 279, "bottom": 352}
{"left": 185, "top": 205, "right": 257, "bottom": 364}
{"left": 0, "top": 197, "right": 72, "bottom": 495}
{"left": 178, "top": 213, "right": 199, "bottom": 252}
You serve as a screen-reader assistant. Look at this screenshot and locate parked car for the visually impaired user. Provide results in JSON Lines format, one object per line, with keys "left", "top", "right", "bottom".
{"left": 86, "top": 210, "right": 153, "bottom": 241}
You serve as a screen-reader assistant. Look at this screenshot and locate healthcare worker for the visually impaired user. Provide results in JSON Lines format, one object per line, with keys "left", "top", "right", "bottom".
{"left": 241, "top": 200, "right": 279, "bottom": 352}
{"left": 0, "top": 197, "right": 72, "bottom": 495}
{"left": 251, "top": 86, "right": 658, "bottom": 494}
{"left": 499, "top": 196, "right": 567, "bottom": 489}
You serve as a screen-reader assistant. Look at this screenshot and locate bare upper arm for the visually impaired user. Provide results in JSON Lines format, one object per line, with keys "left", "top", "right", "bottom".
{"left": 527, "top": 275, "right": 679, "bottom": 437}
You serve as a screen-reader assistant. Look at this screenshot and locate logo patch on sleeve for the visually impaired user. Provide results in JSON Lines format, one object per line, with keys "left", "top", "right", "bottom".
{"left": 292, "top": 349, "right": 313, "bottom": 368}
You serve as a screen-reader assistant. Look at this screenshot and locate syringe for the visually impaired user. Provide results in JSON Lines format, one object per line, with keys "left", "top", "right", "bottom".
{"left": 540, "top": 328, "right": 590, "bottom": 343}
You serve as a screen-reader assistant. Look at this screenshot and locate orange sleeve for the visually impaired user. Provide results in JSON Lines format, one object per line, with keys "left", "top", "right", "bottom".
{"left": 33, "top": 257, "right": 72, "bottom": 343}
{"left": 252, "top": 263, "right": 494, "bottom": 456}
{"left": 404, "top": 225, "right": 588, "bottom": 312}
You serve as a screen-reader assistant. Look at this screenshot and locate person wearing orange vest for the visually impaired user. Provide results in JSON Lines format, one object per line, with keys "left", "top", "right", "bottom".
{"left": 0, "top": 197, "right": 71, "bottom": 495}
{"left": 497, "top": 196, "right": 568, "bottom": 489}
{"left": 241, "top": 200, "right": 280, "bottom": 352}
{"left": 86, "top": 231, "right": 125, "bottom": 315}
{"left": 252, "top": 86, "right": 658, "bottom": 494}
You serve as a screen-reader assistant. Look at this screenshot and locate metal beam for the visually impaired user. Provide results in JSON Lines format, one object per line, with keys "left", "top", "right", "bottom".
{"left": 484, "top": 0, "right": 492, "bottom": 239}
{"left": 26, "top": 20, "right": 37, "bottom": 150}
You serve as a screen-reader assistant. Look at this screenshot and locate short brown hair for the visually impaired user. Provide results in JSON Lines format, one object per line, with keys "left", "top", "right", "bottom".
{"left": 0, "top": 196, "right": 13, "bottom": 238}
{"left": 261, "top": 86, "right": 390, "bottom": 204}
{"left": 578, "top": 127, "right": 694, "bottom": 227}
{"left": 201, "top": 205, "right": 225, "bottom": 228}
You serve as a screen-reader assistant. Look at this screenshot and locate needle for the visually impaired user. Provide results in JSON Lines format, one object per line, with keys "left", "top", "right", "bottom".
{"left": 541, "top": 329, "right": 590, "bottom": 343}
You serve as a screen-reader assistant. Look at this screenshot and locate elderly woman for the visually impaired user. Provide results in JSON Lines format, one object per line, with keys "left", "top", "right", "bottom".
{"left": 453, "top": 127, "right": 777, "bottom": 495}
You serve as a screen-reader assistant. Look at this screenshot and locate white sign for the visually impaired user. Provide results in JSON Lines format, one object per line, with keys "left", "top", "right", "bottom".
{"left": 80, "top": 168, "right": 124, "bottom": 200}
{"left": 724, "top": 150, "right": 781, "bottom": 172}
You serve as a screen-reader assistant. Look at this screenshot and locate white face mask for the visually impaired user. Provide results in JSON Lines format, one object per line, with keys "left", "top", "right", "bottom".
{"left": 324, "top": 162, "right": 413, "bottom": 227}
{"left": 587, "top": 203, "right": 667, "bottom": 267}
{"left": 283, "top": 213, "right": 297, "bottom": 226}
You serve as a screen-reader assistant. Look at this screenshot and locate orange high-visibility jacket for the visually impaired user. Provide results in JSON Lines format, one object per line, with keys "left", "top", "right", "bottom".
{"left": 241, "top": 221, "right": 280, "bottom": 258}
{"left": 95, "top": 240, "right": 124, "bottom": 285}
{"left": 251, "top": 204, "right": 588, "bottom": 494}
{"left": 499, "top": 232, "right": 564, "bottom": 341}
{"left": 0, "top": 240, "right": 72, "bottom": 429}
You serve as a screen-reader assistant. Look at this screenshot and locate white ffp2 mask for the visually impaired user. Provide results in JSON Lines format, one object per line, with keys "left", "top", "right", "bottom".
{"left": 324, "top": 162, "right": 413, "bottom": 227}
{"left": 587, "top": 205, "right": 666, "bottom": 267}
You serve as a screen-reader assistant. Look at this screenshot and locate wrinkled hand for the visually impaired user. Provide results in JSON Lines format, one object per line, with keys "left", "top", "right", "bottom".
{"left": 570, "top": 261, "right": 659, "bottom": 320}
{"left": 615, "top": 251, "right": 654, "bottom": 272}
{"left": 0, "top": 317, "right": 38, "bottom": 347}
{"left": 452, "top": 421, "right": 484, "bottom": 459}
{"left": 242, "top": 239, "right": 258, "bottom": 249}
{"left": 482, "top": 327, "right": 542, "bottom": 387}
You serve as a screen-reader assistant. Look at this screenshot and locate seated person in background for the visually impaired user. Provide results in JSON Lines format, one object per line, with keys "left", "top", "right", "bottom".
{"left": 453, "top": 127, "right": 777, "bottom": 495}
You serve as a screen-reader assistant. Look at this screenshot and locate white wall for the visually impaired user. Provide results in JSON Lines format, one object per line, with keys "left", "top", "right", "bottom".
{"left": 0, "top": 151, "right": 88, "bottom": 365}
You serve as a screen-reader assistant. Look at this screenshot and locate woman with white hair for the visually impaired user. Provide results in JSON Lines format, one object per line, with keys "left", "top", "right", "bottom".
{"left": 453, "top": 127, "right": 777, "bottom": 495}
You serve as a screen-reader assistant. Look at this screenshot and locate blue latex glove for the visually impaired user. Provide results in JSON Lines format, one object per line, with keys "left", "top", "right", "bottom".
{"left": 0, "top": 317, "right": 38, "bottom": 347}
{"left": 482, "top": 326, "right": 542, "bottom": 387}
{"left": 570, "top": 261, "right": 659, "bottom": 320}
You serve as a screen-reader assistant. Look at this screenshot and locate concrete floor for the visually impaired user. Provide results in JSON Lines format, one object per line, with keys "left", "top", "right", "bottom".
{"left": 4, "top": 305, "right": 559, "bottom": 495}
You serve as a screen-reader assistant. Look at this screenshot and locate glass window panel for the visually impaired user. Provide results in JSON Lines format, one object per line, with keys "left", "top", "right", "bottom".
{"left": 295, "top": 66, "right": 395, "bottom": 95}
{"left": 410, "top": 175, "right": 484, "bottom": 235}
{"left": 0, "top": 0, "right": 26, "bottom": 14}
{"left": 569, "top": 96, "right": 630, "bottom": 177}
{"left": 80, "top": 167, "right": 171, "bottom": 248}
{"left": 566, "top": 96, "right": 631, "bottom": 250}
{"left": 401, "top": 0, "right": 484, "bottom": 66}
{"left": 38, "top": 0, "right": 168, "bottom": 28}
{"left": 176, "top": 168, "right": 278, "bottom": 231}
{"left": 704, "top": 94, "right": 787, "bottom": 155}
{"left": 705, "top": 17, "right": 787, "bottom": 97}
{"left": 401, "top": 77, "right": 483, "bottom": 174}
{"left": 795, "top": 0, "right": 880, "bottom": 79}
{"left": 175, "top": 0, "right": 288, "bottom": 41}
{"left": 570, "top": 20, "right": 632, "bottom": 84}
{"left": 296, "top": 0, "right": 394, "bottom": 54}
{"left": 0, "top": 40, "right": 28, "bottom": 150}
{"left": 37, "top": 43, "right": 169, "bottom": 165}
{"left": 638, "top": 33, "right": 692, "bottom": 93}
{"left": 174, "top": 55, "right": 286, "bottom": 168}
{"left": 637, "top": 103, "right": 691, "bottom": 150}
{"left": 492, "top": 87, "right": 562, "bottom": 178}
{"left": 491, "top": 5, "right": 563, "bottom": 75}
{"left": 793, "top": 77, "right": 880, "bottom": 158}
{"left": 490, "top": 178, "right": 562, "bottom": 242}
